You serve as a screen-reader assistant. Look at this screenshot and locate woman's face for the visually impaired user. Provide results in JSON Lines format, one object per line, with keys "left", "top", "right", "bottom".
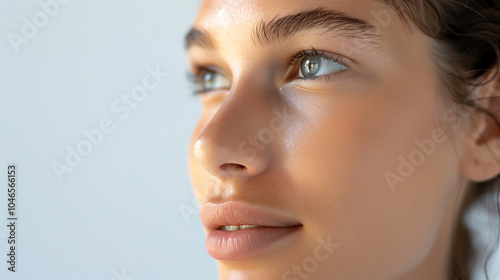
{"left": 187, "top": 0, "right": 468, "bottom": 279}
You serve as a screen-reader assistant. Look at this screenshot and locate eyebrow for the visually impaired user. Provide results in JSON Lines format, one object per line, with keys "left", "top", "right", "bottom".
{"left": 185, "top": 27, "right": 216, "bottom": 50}
{"left": 185, "top": 7, "right": 379, "bottom": 50}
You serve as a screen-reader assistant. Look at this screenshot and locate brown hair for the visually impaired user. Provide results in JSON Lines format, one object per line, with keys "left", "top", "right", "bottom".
{"left": 379, "top": 0, "right": 500, "bottom": 279}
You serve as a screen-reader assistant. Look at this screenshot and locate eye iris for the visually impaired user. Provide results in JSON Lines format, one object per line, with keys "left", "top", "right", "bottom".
{"left": 202, "top": 71, "right": 216, "bottom": 90}
{"left": 301, "top": 56, "right": 322, "bottom": 77}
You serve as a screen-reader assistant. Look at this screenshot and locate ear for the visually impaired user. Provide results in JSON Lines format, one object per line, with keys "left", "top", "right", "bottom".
{"left": 459, "top": 69, "right": 500, "bottom": 182}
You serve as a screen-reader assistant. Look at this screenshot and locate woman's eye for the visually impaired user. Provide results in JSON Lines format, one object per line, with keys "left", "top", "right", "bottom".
{"left": 200, "top": 70, "right": 231, "bottom": 92}
{"left": 299, "top": 55, "right": 348, "bottom": 79}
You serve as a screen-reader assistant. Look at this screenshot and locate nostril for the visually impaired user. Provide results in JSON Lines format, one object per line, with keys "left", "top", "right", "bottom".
{"left": 219, "top": 163, "right": 247, "bottom": 174}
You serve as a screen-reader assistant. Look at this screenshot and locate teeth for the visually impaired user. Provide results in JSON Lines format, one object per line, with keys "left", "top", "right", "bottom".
{"left": 221, "top": 225, "right": 240, "bottom": 231}
{"left": 220, "top": 225, "right": 262, "bottom": 231}
{"left": 239, "top": 225, "right": 261, "bottom": 230}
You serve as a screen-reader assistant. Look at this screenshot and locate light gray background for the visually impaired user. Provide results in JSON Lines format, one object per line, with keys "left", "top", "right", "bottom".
{"left": 0, "top": 1, "right": 499, "bottom": 280}
{"left": 1, "top": 0, "right": 218, "bottom": 279}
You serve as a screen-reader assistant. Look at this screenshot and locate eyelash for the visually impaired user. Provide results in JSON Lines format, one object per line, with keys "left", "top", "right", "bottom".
{"left": 186, "top": 69, "right": 206, "bottom": 95}
{"left": 188, "top": 47, "right": 351, "bottom": 95}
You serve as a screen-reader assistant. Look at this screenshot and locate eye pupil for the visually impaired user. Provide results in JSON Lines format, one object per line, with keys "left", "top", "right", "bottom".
{"left": 301, "top": 56, "right": 322, "bottom": 77}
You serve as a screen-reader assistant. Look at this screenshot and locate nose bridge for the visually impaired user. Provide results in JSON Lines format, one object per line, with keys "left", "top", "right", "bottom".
{"left": 194, "top": 79, "right": 278, "bottom": 178}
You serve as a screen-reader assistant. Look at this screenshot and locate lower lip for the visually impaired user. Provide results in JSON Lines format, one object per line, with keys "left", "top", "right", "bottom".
{"left": 206, "top": 226, "right": 302, "bottom": 260}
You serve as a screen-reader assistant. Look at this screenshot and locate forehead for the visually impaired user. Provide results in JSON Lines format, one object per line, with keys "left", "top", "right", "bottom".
{"left": 194, "top": 0, "right": 390, "bottom": 29}
{"left": 188, "top": 0, "right": 412, "bottom": 61}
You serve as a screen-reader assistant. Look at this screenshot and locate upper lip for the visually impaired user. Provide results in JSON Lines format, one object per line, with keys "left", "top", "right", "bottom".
{"left": 200, "top": 201, "right": 302, "bottom": 231}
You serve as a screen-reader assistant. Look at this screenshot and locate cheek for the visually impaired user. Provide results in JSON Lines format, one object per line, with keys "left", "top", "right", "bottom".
{"left": 285, "top": 81, "right": 459, "bottom": 277}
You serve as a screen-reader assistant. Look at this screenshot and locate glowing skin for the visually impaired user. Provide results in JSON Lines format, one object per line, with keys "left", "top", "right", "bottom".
{"left": 186, "top": 0, "right": 500, "bottom": 279}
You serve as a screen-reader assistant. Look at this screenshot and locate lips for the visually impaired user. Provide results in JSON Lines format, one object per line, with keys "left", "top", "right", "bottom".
{"left": 200, "top": 201, "right": 302, "bottom": 260}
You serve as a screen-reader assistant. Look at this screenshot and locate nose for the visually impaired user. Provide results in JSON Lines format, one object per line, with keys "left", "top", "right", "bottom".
{"left": 193, "top": 84, "right": 275, "bottom": 179}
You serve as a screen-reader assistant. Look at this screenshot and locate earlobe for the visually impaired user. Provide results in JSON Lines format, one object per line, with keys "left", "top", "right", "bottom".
{"left": 459, "top": 70, "right": 500, "bottom": 182}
